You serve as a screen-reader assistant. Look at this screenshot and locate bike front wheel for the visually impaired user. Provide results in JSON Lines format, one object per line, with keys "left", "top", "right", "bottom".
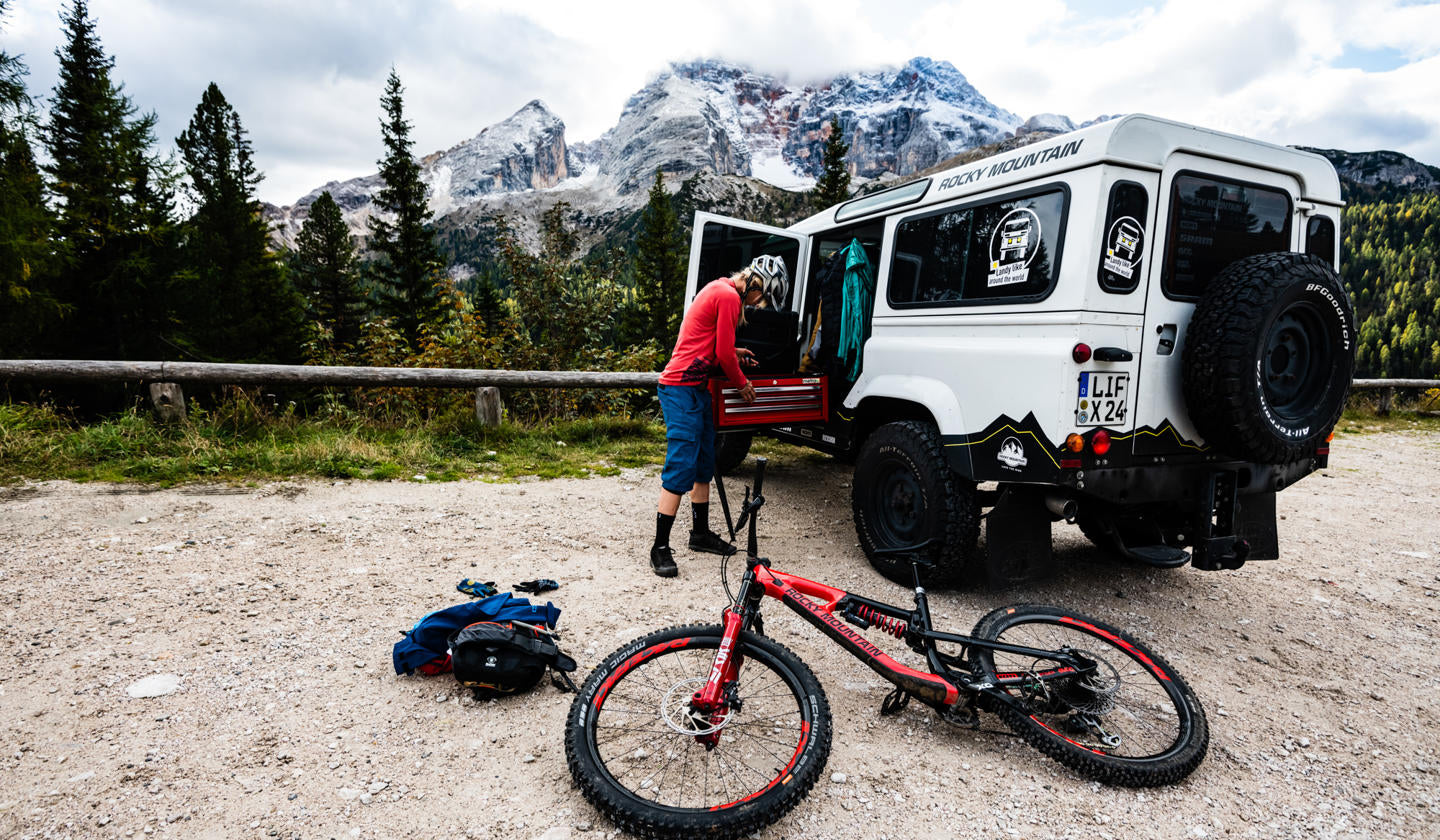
{"left": 970, "top": 604, "right": 1208, "bottom": 786}
{"left": 565, "top": 624, "right": 832, "bottom": 839}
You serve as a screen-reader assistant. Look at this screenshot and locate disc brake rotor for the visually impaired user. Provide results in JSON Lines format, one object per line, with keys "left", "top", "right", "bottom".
{"left": 661, "top": 677, "right": 732, "bottom": 737}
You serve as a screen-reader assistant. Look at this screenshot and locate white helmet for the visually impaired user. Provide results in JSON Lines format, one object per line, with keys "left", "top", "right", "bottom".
{"left": 746, "top": 254, "right": 789, "bottom": 309}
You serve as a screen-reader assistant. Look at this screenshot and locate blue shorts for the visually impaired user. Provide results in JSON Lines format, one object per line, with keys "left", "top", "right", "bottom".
{"left": 658, "top": 384, "right": 715, "bottom": 494}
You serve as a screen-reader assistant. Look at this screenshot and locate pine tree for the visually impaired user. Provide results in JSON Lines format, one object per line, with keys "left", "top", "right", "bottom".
{"left": 368, "top": 69, "right": 443, "bottom": 350}
{"left": 812, "top": 118, "right": 851, "bottom": 211}
{"left": 174, "top": 82, "right": 304, "bottom": 362}
{"left": 0, "top": 0, "right": 61, "bottom": 355}
{"left": 291, "top": 191, "right": 366, "bottom": 348}
{"left": 632, "top": 168, "right": 685, "bottom": 346}
{"left": 42, "top": 0, "right": 175, "bottom": 360}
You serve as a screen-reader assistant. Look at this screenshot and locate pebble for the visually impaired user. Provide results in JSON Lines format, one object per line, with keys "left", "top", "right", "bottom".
{"left": 126, "top": 674, "right": 181, "bottom": 698}
{"left": 831, "top": 772, "right": 847, "bottom": 784}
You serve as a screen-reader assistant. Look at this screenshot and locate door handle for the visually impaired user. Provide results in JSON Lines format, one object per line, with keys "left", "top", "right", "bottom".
{"left": 1093, "top": 347, "right": 1133, "bottom": 362}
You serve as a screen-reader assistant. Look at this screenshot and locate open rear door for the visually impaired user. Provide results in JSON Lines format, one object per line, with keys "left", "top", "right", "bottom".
{"left": 685, "top": 212, "right": 810, "bottom": 311}
{"left": 686, "top": 213, "right": 819, "bottom": 430}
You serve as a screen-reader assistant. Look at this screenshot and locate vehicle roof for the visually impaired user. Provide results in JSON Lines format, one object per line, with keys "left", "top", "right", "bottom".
{"left": 790, "top": 113, "right": 1342, "bottom": 233}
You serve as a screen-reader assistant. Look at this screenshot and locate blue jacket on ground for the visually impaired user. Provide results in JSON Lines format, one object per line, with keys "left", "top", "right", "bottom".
{"left": 392, "top": 592, "right": 562, "bottom": 675}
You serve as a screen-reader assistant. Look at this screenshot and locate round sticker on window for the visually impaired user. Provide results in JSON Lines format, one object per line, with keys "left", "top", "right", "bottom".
{"left": 1103, "top": 216, "right": 1145, "bottom": 280}
{"left": 988, "top": 208, "right": 1042, "bottom": 288}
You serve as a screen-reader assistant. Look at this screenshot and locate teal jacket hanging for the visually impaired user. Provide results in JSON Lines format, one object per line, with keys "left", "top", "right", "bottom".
{"left": 837, "top": 238, "right": 874, "bottom": 381}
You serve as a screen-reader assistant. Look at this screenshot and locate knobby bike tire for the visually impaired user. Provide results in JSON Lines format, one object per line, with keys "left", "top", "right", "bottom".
{"left": 969, "top": 604, "right": 1208, "bottom": 787}
{"left": 565, "top": 624, "right": 832, "bottom": 839}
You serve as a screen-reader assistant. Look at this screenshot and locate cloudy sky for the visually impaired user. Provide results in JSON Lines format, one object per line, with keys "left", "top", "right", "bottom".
{"left": 5, "top": 0, "right": 1439, "bottom": 204}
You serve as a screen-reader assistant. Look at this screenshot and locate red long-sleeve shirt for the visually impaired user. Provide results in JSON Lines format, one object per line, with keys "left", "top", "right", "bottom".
{"left": 659, "top": 278, "right": 750, "bottom": 388}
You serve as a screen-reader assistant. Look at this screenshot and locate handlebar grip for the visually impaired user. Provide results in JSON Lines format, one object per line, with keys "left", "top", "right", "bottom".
{"left": 752, "top": 457, "right": 768, "bottom": 498}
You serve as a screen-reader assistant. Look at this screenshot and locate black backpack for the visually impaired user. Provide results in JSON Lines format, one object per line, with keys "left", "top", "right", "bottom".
{"left": 449, "top": 621, "right": 578, "bottom": 699}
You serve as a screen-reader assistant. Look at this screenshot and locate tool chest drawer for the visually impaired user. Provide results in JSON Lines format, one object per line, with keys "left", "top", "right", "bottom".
{"left": 711, "top": 375, "right": 828, "bottom": 428}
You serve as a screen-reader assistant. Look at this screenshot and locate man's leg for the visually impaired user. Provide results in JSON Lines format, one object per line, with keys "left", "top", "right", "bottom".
{"left": 687, "top": 403, "right": 736, "bottom": 556}
{"left": 652, "top": 385, "right": 699, "bottom": 578}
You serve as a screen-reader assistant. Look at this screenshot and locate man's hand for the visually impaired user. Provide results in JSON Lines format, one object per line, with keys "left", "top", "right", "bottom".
{"left": 738, "top": 382, "right": 757, "bottom": 403}
{"left": 736, "top": 347, "right": 759, "bottom": 368}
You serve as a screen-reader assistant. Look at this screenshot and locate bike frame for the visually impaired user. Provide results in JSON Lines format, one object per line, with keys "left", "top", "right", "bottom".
{"left": 691, "top": 468, "right": 1095, "bottom": 721}
{"left": 693, "top": 559, "right": 1090, "bottom": 715}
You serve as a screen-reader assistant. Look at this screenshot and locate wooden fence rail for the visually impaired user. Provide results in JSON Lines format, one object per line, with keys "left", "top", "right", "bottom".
{"left": 0, "top": 360, "right": 1434, "bottom": 421}
{"left": 1, "top": 360, "right": 1431, "bottom": 391}
{"left": 0, "top": 360, "right": 660, "bottom": 389}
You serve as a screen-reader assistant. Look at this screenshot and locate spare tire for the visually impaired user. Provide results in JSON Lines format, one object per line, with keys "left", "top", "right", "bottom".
{"left": 1182, "top": 252, "right": 1355, "bottom": 463}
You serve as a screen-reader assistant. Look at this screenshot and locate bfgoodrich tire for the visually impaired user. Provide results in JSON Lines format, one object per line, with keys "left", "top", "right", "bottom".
{"left": 852, "top": 420, "right": 980, "bottom": 586}
{"left": 1183, "top": 252, "right": 1355, "bottom": 463}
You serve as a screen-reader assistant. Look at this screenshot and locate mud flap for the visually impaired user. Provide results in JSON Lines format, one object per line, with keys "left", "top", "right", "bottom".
{"left": 1236, "top": 490, "right": 1278, "bottom": 561}
{"left": 984, "top": 486, "right": 1056, "bottom": 586}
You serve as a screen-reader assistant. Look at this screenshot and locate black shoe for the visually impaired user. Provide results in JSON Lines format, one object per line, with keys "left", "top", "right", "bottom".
{"left": 688, "top": 529, "right": 737, "bottom": 556}
{"left": 650, "top": 545, "right": 678, "bottom": 577}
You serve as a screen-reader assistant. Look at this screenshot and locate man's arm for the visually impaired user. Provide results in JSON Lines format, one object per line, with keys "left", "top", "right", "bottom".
{"left": 714, "top": 293, "right": 756, "bottom": 402}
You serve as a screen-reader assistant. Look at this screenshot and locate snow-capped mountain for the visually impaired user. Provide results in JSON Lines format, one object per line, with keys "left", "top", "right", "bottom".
{"left": 267, "top": 100, "right": 576, "bottom": 243}
{"left": 267, "top": 57, "right": 1031, "bottom": 250}
{"left": 589, "top": 57, "right": 1020, "bottom": 193}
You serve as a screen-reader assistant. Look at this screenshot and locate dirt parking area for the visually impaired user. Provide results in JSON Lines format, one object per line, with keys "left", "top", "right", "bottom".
{"left": 1, "top": 430, "right": 1438, "bottom": 840}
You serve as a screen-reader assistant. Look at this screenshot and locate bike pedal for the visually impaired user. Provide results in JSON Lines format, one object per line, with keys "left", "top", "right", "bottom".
{"left": 940, "top": 706, "right": 980, "bottom": 729}
{"left": 880, "top": 688, "right": 911, "bottom": 716}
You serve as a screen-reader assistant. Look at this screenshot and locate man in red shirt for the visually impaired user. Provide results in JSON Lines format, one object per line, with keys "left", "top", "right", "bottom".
{"left": 650, "top": 255, "right": 789, "bottom": 577}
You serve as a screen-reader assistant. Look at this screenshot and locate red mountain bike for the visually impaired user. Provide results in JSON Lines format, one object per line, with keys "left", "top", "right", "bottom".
{"left": 566, "top": 459, "right": 1208, "bottom": 839}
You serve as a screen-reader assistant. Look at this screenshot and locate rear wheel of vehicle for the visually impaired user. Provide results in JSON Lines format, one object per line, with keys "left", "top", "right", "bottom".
{"left": 1183, "top": 252, "right": 1355, "bottom": 463}
{"left": 852, "top": 420, "right": 980, "bottom": 586}
{"left": 714, "top": 430, "right": 754, "bottom": 476}
{"left": 970, "top": 604, "right": 1209, "bottom": 786}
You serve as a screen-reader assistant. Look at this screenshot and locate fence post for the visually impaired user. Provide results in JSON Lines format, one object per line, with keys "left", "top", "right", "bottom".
{"left": 1379, "top": 387, "right": 1394, "bottom": 417}
{"left": 475, "top": 386, "right": 502, "bottom": 427}
{"left": 148, "top": 382, "right": 186, "bottom": 423}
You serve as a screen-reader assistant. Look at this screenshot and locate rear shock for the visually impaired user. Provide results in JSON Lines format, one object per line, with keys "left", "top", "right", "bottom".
{"left": 851, "top": 604, "right": 909, "bottom": 639}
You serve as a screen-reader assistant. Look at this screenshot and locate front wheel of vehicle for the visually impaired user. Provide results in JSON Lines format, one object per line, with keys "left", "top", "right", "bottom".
{"left": 714, "top": 430, "right": 754, "bottom": 476}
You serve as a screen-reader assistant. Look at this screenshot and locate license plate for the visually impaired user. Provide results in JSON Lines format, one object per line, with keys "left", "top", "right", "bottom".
{"left": 1077, "top": 372, "right": 1129, "bottom": 426}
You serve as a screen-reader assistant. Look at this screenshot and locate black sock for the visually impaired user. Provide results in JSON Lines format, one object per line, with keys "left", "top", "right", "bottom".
{"left": 654, "top": 512, "right": 675, "bottom": 549}
{"left": 691, "top": 502, "right": 709, "bottom": 534}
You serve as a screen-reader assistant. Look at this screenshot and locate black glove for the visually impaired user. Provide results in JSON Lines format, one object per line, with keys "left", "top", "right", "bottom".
{"left": 514, "top": 578, "right": 559, "bottom": 595}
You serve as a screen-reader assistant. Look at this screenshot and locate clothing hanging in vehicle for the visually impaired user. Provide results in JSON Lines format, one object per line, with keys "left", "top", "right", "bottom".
{"left": 837, "top": 238, "right": 874, "bottom": 381}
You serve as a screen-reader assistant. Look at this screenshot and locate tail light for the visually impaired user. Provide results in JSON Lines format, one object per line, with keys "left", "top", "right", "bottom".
{"left": 1091, "top": 429, "right": 1112, "bottom": 456}
{"left": 1072, "top": 343, "right": 1092, "bottom": 363}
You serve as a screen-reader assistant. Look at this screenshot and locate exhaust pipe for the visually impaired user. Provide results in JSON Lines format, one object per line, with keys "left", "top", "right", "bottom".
{"left": 1045, "top": 493, "right": 1077, "bottom": 523}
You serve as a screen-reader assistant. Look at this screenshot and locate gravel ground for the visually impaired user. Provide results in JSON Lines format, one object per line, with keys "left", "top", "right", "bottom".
{"left": 1, "top": 430, "right": 1437, "bottom": 840}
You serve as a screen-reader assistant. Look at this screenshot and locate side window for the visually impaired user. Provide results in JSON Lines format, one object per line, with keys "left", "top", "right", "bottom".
{"left": 1305, "top": 216, "right": 1336, "bottom": 266}
{"left": 1162, "top": 172, "right": 1292, "bottom": 299}
{"left": 888, "top": 187, "right": 1067, "bottom": 307}
{"left": 1097, "top": 181, "right": 1149, "bottom": 293}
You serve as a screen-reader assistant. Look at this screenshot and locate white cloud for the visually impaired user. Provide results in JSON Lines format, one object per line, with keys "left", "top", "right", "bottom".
{"left": 6, "top": 0, "right": 1439, "bottom": 204}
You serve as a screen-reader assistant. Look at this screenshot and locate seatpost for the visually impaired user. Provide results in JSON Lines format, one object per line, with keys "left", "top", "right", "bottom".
{"left": 746, "top": 458, "right": 767, "bottom": 561}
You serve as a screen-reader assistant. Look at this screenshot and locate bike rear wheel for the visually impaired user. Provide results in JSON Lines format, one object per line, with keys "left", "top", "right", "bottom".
{"left": 565, "top": 624, "right": 832, "bottom": 839}
{"left": 970, "top": 604, "right": 1208, "bottom": 786}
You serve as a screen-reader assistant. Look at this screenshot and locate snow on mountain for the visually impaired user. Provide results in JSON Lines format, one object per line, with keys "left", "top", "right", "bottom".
{"left": 269, "top": 57, "right": 1044, "bottom": 255}
{"left": 588, "top": 57, "right": 1022, "bottom": 193}
{"left": 266, "top": 100, "right": 577, "bottom": 244}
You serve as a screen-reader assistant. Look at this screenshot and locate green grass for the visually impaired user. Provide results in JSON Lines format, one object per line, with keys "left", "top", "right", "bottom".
{"left": 0, "top": 403, "right": 669, "bottom": 487}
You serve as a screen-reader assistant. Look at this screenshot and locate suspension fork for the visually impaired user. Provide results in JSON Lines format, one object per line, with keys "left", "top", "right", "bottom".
{"left": 694, "top": 560, "right": 764, "bottom": 715}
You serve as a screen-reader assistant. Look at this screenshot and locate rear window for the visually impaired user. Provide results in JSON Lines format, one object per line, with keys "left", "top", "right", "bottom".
{"left": 1162, "top": 173, "right": 1292, "bottom": 299}
{"left": 888, "top": 187, "right": 1068, "bottom": 308}
{"left": 1305, "top": 216, "right": 1336, "bottom": 266}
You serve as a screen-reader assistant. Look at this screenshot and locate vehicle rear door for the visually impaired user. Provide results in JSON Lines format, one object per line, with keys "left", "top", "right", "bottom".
{"left": 1133, "top": 154, "right": 1301, "bottom": 456}
{"left": 686, "top": 213, "right": 817, "bottom": 430}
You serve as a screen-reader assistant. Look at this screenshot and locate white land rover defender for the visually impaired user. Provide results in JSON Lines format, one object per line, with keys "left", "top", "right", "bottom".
{"left": 688, "top": 114, "right": 1355, "bottom": 586}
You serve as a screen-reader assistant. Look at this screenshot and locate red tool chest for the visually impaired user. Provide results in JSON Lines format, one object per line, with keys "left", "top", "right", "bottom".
{"left": 710, "top": 375, "right": 828, "bottom": 428}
